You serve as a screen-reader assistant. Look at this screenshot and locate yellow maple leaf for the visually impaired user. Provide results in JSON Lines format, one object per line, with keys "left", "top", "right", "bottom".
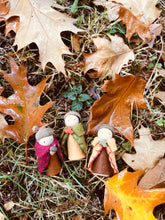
{"left": 104, "top": 169, "right": 165, "bottom": 220}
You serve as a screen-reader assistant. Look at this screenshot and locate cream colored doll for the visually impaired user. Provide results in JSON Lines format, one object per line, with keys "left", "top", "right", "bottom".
{"left": 88, "top": 124, "right": 118, "bottom": 177}
{"left": 61, "top": 111, "right": 87, "bottom": 161}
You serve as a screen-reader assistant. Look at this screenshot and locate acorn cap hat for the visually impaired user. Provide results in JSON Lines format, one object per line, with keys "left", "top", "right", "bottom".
{"left": 64, "top": 111, "right": 81, "bottom": 121}
{"left": 35, "top": 127, "right": 54, "bottom": 142}
{"left": 97, "top": 124, "right": 114, "bottom": 134}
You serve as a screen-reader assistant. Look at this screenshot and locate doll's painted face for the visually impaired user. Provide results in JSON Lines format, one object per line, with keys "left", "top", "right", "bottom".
{"left": 98, "top": 128, "right": 113, "bottom": 140}
{"left": 38, "top": 135, "right": 54, "bottom": 146}
{"left": 65, "top": 115, "right": 79, "bottom": 127}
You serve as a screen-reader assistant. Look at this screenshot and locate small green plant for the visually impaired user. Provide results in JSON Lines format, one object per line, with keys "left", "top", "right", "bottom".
{"left": 156, "top": 118, "right": 165, "bottom": 127}
{"left": 71, "top": 0, "right": 79, "bottom": 14}
{"left": 148, "top": 56, "right": 162, "bottom": 69}
{"left": 107, "top": 23, "right": 126, "bottom": 35}
{"left": 62, "top": 84, "right": 93, "bottom": 111}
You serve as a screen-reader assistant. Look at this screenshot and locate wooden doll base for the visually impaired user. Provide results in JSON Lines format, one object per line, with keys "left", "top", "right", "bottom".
{"left": 67, "top": 135, "right": 85, "bottom": 161}
{"left": 91, "top": 148, "right": 114, "bottom": 177}
{"left": 46, "top": 153, "right": 62, "bottom": 176}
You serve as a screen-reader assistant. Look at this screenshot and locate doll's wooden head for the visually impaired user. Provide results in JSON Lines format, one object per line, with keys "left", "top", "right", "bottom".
{"left": 64, "top": 111, "right": 81, "bottom": 127}
{"left": 97, "top": 124, "right": 114, "bottom": 140}
{"left": 35, "top": 127, "right": 54, "bottom": 146}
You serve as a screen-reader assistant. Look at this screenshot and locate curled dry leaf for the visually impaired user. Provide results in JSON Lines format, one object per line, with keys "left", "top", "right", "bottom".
{"left": 104, "top": 169, "right": 165, "bottom": 219}
{"left": 87, "top": 74, "right": 147, "bottom": 146}
{"left": 5, "top": 16, "right": 20, "bottom": 36}
{"left": 94, "top": 0, "right": 152, "bottom": 41}
{"left": 0, "top": 59, "right": 54, "bottom": 144}
{"left": 138, "top": 158, "right": 165, "bottom": 189}
{"left": 4, "top": 0, "right": 81, "bottom": 74}
{"left": 83, "top": 35, "right": 134, "bottom": 78}
{"left": 122, "top": 126, "right": 165, "bottom": 170}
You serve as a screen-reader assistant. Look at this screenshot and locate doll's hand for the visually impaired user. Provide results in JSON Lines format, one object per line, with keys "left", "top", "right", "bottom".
{"left": 50, "top": 145, "right": 57, "bottom": 155}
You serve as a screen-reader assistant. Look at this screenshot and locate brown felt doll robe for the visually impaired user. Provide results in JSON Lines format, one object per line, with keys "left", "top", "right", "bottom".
{"left": 61, "top": 111, "right": 87, "bottom": 161}
{"left": 88, "top": 125, "right": 118, "bottom": 177}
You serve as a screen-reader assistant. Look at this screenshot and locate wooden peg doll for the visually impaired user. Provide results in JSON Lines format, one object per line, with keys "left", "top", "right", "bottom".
{"left": 35, "top": 127, "right": 63, "bottom": 176}
{"left": 88, "top": 124, "right": 118, "bottom": 177}
{"left": 61, "top": 111, "right": 87, "bottom": 161}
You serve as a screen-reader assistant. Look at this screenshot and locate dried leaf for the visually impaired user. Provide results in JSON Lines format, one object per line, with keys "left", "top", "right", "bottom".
{"left": 0, "top": 87, "right": 8, "bottom": 142}
{"left": 148, "top": 23, "right": 162, "bottom": 47}
{"left": 0, "top": 59, "right": 54, "bottom": 143}
{"left": 0, "top": 112, "right": 8, "bottom": 142}
{"left": 122, "top": 126, "right": 165, "bottom": 170}
{"left": 94, "top": 0, "right": 152, "bottom": 41}
{"left": 158, "top": 69, "right": 165, "bottom": 77}
{"left": 107, "top": 0, "right": 161, "bottom": 24}
{"left": 4, "top": 201, "right": 14, "bottom": 211}
{"left": 71, "top": 34, "right": 81, "bottom": 52}
{"left": 138, "top": 158, "right": 165, "bottom": 189}
{"left": 156, "top": 91, "right": 165, "bottom": 104}
{"left": 83, "top": 35, "right": 134, "bottom": 78}
{"left": 118, "top": 5, "right": 152, "bottom": 41}
{"left": 0, "top": 212, "right": 5, "bottom": 220}
{"left": 104, "top": 169, "right": 165, "bottom": 219}
{"left": 0, "top": 0, "right": 10, "bottom": 16}
{"left": 4, "top": 0, "right": 81, "bottom": 74}
{"left": 87, "top": 74, "right": 147, "bottom": 145}
{"left": 5, "top": 16, "right": 20, "bottom": 36}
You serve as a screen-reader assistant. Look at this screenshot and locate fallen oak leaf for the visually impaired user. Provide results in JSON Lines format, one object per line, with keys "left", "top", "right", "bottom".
{"left": 104, "top": 0, "right": 161, "bottom": 25}
{"left": 4, "top": 0, "right": 81, "bottom": 74}
{"left": 87, "top": 74, "right": 147, "bottom": 145}
{"left": 138, "top": 158, "right": 165, "bottom": 189}
{"left": 122, "top": 126, "right": 165, "bottom": 170}
{"left": 94, "top": 0, "right": 152, "bottom": 41}
{"left": 0, "top": 58, "right": 54, "bottom": 144}
{"left": 104, "top": 168, "right": 165, "bottom": 219}
{"left": 83, "top": 35, "right": 134, "bottom": 78}
{"left": 118, "top": 4, "right": 152, "bottom": 41}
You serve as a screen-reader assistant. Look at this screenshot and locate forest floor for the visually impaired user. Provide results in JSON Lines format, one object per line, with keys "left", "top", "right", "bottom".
{"left": 0, "top": 0, "right": 165, "bottom": 219}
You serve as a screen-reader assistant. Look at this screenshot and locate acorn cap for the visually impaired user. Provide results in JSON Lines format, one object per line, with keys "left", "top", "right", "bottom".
{"left": 35, "top": 127, "right": 54, "bottom": 142}
{"left": 64, "top": 111, "right": 81, "bottom": 121}
{"left": 97, "top": 124, "right": 114, "bottom": 134}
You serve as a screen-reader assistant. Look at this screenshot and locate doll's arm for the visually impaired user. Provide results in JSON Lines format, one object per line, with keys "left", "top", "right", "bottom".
{"left": 107, "top": 138, "right": 117, "bottom": 152}
{"left": 50, "top": 145, "right": 57, "bottom": 155}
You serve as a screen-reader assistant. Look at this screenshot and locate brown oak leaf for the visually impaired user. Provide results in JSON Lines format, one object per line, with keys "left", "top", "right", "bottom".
{"left": 94, "top": 0, "right": 152, "bottom": 41}
{"left": 83, "top": 35, "right": 134, "bottom": 78}
{"left": 0, "top": 59, "right": 54, "bottom": 144}
{"left": 122, "top": 126, "right": 165, "bottom": 170}
{"left": 104, "top": 169, "right": 165, "bottom": 219}
{"left": 87, "top": 74, "right": 147, "bottom": 145}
